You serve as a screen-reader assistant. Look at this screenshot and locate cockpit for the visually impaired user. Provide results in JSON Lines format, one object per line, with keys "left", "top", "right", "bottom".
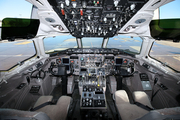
{"left": 0, "top": 0, "right": 180, "bottom": 120}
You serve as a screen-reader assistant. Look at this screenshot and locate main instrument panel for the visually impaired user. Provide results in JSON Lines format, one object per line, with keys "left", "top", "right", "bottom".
{"left": 55, "top": 54, "right": 134, "bottom": 76}
{"left": 50, "top": 48, "right": 135, "bottom": 109}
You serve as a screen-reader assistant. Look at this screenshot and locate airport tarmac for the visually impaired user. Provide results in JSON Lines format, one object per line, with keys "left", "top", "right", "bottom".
{"left": 0, "top": 40, "right": 36, "bottom": 71}
{"left": 0, "top": 40, "right": 180, "bottom": 72}
{"left": 150, "top": 41, "right": 180, "bottom": 71}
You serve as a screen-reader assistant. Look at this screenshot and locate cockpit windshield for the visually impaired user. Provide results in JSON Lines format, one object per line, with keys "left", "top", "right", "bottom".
{"left": 44, "top": 35, "right": 143, "bottom": 54}
{"left": 107, "top": 35, "right": 143, "bottom": 54}
{"left": 82, "top": 37, "right": 103, "bottom": 48}
{"left": 44, "top": 35, "right": 78, "bottom": 53}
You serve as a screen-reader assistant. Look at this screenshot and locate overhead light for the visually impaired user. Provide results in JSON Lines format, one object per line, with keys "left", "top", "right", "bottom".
{"left": 135, "top": 19, "right": 146, "bottom": 24}
{"left": 52, "top": 25, "right": 64, "bottom": 31}
{"left": 58, "top": 25, "right": 64, "bottom": 31}
{"left": 45, "top": 18, "right": 55, "bottom": 23}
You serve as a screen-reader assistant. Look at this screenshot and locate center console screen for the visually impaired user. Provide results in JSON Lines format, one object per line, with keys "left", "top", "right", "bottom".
{"left": 89, "top": 68, "right": 96, "bottom": 73}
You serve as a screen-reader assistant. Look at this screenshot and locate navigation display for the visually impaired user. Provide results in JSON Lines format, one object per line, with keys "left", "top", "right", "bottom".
{"left": 62, "top": 58, "right": 69, "bottom": 64}
{"left": 116, "top": 58, "right": 123, "bottom": 65}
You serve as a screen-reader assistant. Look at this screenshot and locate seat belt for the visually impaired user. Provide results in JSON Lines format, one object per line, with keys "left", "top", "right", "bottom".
{"left": 30, "top": 101, "right": 54, "bottom": 111}
{"left": 134, "top": 102, "right": 154, "bottom": 111}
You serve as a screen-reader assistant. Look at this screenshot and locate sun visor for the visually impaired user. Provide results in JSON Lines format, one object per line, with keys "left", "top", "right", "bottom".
{"left": 150, "top": 19, "right": 180, "bottom": 42}
{"left": 0, "top": 18, "right": 40, "bottom": 41}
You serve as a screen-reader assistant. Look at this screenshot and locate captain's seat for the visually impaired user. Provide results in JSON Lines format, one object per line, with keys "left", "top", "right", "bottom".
{"left": 0, "top": 96, "right": 72, "bottom": 120}
{"left": 32, "top": 95, "right": 72, "bottom": 120}
{"left": 115, "top": 90, "right": 180, "bottom": 120}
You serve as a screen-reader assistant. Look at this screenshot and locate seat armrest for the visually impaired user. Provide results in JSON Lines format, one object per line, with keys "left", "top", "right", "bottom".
{"left": 34, "top": 96, "right": 53, "bottom": 108}
{"left": 115, "top": 90, "right": 130, "bottom": 104}
{"left": 133, "top": 91, "right": 153, "bottom": 108}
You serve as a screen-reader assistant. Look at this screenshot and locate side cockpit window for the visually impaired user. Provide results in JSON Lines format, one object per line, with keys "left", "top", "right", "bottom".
{"left": 149, "top": 41, "right": 180, "bottom": 72}
{"left": 149, "top": 0, "right": 180, "bottom": 72}
{"left": 0, "top": 0, "right": 32, "bottom": 20}
{"left": 0, "top": 0, "right": 36, "bottom": 71}
{"left": 0, "top": 40, "right": 36, "bottom": 71}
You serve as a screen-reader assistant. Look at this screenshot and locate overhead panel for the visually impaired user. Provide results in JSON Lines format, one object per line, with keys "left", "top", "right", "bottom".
{"left": 48, "top": 0, "right": 148, "bottom": 37}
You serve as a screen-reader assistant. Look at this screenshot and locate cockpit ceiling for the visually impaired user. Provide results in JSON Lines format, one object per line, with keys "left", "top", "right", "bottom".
{"left": 47, "top": 0, "right": 149, "bottom": 38}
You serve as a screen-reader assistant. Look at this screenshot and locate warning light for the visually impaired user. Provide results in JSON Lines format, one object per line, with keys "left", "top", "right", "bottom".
{"left": 124, "top": 60, "right": 127, "bottom": 64}
{"left": 61, "top": 9, "right": 65, "bottom": 15}
{"left": 80, "top": 9, "right": 83, "bottom": 16}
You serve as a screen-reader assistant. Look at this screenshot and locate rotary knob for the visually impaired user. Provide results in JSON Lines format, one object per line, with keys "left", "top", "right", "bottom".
{"left": 89, "top": 88, "right": 92, "bottom": 91}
